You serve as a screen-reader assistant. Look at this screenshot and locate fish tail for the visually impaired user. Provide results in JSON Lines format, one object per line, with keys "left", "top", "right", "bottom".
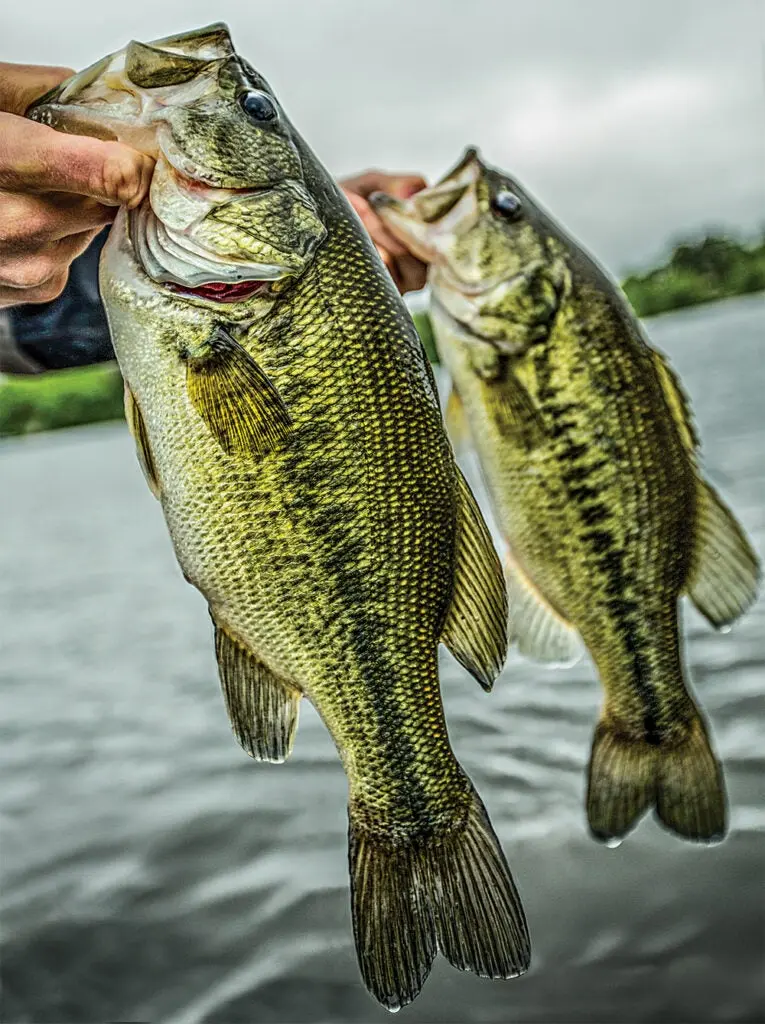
{"left": 348, "top": 785, "right": 530, "bottom": 1012}
{"left": 587, "top": 713, "right": 727, "bottom": 844}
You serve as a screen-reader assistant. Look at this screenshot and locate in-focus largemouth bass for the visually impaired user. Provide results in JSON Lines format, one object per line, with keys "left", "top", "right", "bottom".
{"left": 28, "top": 33, "right": 529, "bottom": 1009}
{"left": 372, "top": 148, "right": 760, "bottom": 846}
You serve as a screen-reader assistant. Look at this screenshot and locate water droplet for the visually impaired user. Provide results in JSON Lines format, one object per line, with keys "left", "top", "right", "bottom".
{"left": 604, "top": 836, "right": 622, "bottom": 850}
{"left": 720, "top": 624, "right": 732, "bottom": 635}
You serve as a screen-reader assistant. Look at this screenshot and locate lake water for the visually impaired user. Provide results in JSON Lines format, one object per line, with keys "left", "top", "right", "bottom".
{"left": 1, "top": 294, "right": 763, "bottom": 1024}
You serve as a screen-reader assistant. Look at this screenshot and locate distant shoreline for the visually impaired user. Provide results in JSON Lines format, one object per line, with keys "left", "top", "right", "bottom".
{"left": 1, "top": 286, "right": 761, "bottom": 440}
{"left": 622, "top": 232, "right": 765, "bottom": 318}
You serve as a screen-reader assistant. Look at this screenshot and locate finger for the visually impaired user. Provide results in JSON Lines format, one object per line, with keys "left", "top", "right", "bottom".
{"left": 387, "top": 175, "right": 428, "bottom": 200}
{"left": 0, "top": 268, "right": 69, "bottom": 308}
{"left": 0, "top": 113, "right": 154, "bottom": 207}
{"left": 345, "top": 190, "right": 410, "bottom": 257}
{"left": 0, "top": 63, "right": 74, "bottom": 115}
{"left": 0, "top": 228, "right": 101, "bottom": 290}
{"left": 0, "top": 192, "right": 114, "bottom": 255}
{"left": 395, "top": 253, "right": 428, "bottom": 294}
{"left": 379, "top": 247, "right": 403, "bottom": 292}
{"left": 341, "top": 170, "right": 427, "bottom": 200}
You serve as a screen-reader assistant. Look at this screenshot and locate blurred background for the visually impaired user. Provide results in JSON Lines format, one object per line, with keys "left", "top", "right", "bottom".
{"left": 1, "top": 2, "right": 763, "bottom": 1022}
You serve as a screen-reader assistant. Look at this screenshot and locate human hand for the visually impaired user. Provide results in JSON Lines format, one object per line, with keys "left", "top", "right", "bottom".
{"left": 0, "top": 62, "right": 154, "bottom": 308}
{"left": 340, "top": 170, "right": 428, "bottom": 293}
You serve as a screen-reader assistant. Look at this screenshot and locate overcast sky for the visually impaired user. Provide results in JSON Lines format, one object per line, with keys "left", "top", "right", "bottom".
{"left": 4, "top": 0, "right": 763, "bottom": 273}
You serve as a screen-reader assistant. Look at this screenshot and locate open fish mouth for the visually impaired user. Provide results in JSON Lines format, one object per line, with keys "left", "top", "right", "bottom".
{"left": 165, "top": 280, "right": 272, "bottom": 302}
{"left": 27, "top": 23, "right": 326, "bottom": 304}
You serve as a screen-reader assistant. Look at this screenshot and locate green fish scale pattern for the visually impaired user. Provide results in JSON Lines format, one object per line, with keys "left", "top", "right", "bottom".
{"left": 444, "top": 281, "right": 698, "bottom": 744}
{"left": 137, "top": 188, "right": 472, "bottom": 844}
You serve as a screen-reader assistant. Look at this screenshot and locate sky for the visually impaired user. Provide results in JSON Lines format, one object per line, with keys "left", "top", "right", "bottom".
{"left": 3, "top": 0, "right": 763, "bottom": 273}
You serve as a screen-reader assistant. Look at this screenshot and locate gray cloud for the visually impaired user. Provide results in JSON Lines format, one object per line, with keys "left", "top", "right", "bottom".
{"left": 4, "top": 0, "right": 762, "bottom": 272}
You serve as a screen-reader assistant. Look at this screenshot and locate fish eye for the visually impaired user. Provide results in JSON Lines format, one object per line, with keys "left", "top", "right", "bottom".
{"left": 492, "top": 190, "right": 522, "bottom": 219}
{"left": 239, "top": 90, "right": 277, "bottom": 122}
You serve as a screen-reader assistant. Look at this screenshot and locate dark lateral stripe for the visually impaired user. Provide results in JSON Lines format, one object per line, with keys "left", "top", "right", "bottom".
{"left": 530, "top": 337, "right": 662, "bottom": 743}
{"left": 269, "top": 326, "right": 436, "bottom": 827}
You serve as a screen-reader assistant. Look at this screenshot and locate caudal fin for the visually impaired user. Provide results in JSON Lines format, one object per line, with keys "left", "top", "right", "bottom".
{"left": 587, "top": 716, "right": 727, "bottom": 844}
{"left": 349, "top": 787, "right": 530, "bottom": 1012}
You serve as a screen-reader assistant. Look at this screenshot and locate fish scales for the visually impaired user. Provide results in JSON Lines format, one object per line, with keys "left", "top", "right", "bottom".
{"left": 27, "top": 29, "right": 528, "bottom": 1009}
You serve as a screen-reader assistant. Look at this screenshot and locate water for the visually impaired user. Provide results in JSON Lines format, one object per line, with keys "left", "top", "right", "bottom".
{"left": 1, "top": 295, "right": 763, "bottom": 1023}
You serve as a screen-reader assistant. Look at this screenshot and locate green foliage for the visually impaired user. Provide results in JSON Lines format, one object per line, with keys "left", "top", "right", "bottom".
{"left": 622, "top": 231, "right": 765, "bottom": 317}
{"left": 0, "top": 363, "right": 124, "bottom": 438}
{"left": 412, "top": 309, "right": 438, "bottom": 363}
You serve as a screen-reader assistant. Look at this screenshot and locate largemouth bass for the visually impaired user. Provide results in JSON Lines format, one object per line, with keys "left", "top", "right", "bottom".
{"left": 372, "top": 148, "right": 760, "bottom": 846}
{"left": 28, "top": 34, "right": 529, "bottom": 1009}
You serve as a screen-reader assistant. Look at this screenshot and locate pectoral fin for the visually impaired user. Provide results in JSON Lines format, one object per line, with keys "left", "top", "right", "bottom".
{"left": 686, "top": 482, "right": 760, "bottom": 628}
{"left": 505, "top": 551, "right": 582, "bottom": 666}
{"left": 441, "top": 469, "right": 508, "bottom": 691}
{"left": 124, "top": 382, "right": 160, "bottom": 499}
{"left": 213, "top": 618, "right": 301, "bottom": 762}
{"left": 185, "top": 326, "right": 292, "bottom": 458}
{"left": 486, "top": 367, "right": 546, "bottom": 451}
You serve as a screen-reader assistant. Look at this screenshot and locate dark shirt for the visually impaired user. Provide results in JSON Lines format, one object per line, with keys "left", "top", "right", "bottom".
{"left": 2, "top": 231, "right": 113, "bottom": 373}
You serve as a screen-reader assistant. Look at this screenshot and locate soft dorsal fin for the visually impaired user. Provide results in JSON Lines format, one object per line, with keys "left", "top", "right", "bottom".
{"left": 441, "top": 469, "right": 508, "bottom": 691}
{"left": 124, "top": 382, "right": 161, "bottom": 499}
{"left": 212, "top": 617, "right": 301, "bottom": 762}
{"left": 649, "top": 349, "right": 760, "bottom": 624}
{"left": 686, "top": 482, "right": 760, "bottom": 628}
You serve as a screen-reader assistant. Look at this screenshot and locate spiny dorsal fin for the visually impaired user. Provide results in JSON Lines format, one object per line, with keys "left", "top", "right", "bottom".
{"left": 650, "top": 347, "right": 699, "bottom": 456}
{"left": 213, "top": 618, "right": 301, "bottom": 762}
{"left": 441, "top": 468, "right": 508, "bottom": 691}
{"left": 185, "top": 326, "right": 292, "bottom": 458}
{"left": 686, "top": 481, "right": 760, "bottom": 628}
{"left": 123, "top": 382, "right": 160, "bottom": 499}
{"left": 505, "top": 551, "right": 582, "bottom": 666}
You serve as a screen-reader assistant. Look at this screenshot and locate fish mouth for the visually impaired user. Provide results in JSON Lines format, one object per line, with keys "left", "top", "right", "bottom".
{"left": 165, "top": 280, "right": 273, "bottom": 302}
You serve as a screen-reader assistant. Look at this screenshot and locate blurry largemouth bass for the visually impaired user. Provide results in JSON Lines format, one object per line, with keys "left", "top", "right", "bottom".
{"left": 372, "top": 148, "right": 760, "bottom": 846}
{"left": 28, "top": 34, "right": 529, "bottom": 1010}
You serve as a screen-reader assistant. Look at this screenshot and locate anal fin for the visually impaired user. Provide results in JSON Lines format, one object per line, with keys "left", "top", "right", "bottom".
{"left": 441, "top": 469, "right": 508, "bottom": 691}
{"left": 124, "top": 382, "right": 160, "bottom": 499}
{"left": 687, "top": 481, "right": 760, "bottom": 627}
{"left": 213, "top": 618, "right": 300, "bottom": 762}
{"left": 505, "top": 551, "right": 582, "bottom": 666}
